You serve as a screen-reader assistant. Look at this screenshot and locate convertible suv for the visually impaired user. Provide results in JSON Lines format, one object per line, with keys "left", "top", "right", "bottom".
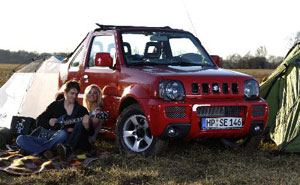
{"left": 59, "top": 24, "right": 269, "bottom": 156}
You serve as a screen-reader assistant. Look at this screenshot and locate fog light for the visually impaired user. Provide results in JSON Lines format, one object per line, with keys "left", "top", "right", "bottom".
{"left": 254, "top": 126, "right": 261, "bottom": 132}
{"left": 167, "top": 127, "right": 176, "bottom": 137}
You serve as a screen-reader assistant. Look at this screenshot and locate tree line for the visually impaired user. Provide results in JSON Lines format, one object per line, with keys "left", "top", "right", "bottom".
{"left": 0, "top": 47, "right": 285, "bottom": 69}
{"left": 221, "top": 46, "right": 284, "bottom": 69}
{"left": 221, "top": 31, "right": 300, "bottom": 69}
{"left": 0, "top": 49, "right": 68, "bottom": 64}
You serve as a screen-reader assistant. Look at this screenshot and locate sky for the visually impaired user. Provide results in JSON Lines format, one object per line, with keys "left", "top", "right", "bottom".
{"left": 0, "top": 0, "right": 299, "bottom": 58}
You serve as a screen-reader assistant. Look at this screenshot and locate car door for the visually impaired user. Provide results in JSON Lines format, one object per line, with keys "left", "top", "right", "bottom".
{"left": 80, "top": 32, "right": 121, "bottom": 129}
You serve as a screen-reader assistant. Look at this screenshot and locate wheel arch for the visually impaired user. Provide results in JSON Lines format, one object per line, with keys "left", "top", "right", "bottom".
{"left": 119, "top": 96, "right": 139, "bottom": 115}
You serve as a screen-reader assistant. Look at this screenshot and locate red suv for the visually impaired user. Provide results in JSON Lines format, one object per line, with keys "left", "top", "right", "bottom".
{"left": 59, "top": 24, "right": 269, "bottom": 156}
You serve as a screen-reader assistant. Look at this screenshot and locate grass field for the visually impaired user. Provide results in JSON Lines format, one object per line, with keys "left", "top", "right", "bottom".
{"left": 0, "top": 64, "right": 25, "bottom": 87}
{"left": 0, "top": 65, "right": 296, "bottom": 185}
{"left": 232, "top": 69, "right": 273, "bottom": 83}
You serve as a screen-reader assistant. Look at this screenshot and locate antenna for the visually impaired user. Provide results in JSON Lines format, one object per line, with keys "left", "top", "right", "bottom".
{"left": 181, "top": 0, "right": 197, "bottom": 36}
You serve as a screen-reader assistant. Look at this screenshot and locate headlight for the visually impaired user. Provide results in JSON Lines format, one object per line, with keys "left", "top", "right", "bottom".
{"left": 244, "top": 80, "right": 259, "bottom": 99}
{"left": 159, "top": 80, "right": 185, "bottom": 101}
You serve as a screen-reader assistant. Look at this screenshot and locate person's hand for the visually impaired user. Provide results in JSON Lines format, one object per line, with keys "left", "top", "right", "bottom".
{"left": 95, "top": 108, "right": 101, "bottom": 114}
{"left": 67, "top": 127, "right": 74, "bottom": 132}
{"left": 49, "top": 118, "right": 58, "bottom": 127}
{"left": 82, "top": 114, "right": 90, "bottom": 130}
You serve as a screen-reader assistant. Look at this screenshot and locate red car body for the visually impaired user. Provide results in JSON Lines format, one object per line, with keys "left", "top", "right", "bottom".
{"left": 59, "top": 25, "right": 268, "bottom": 154}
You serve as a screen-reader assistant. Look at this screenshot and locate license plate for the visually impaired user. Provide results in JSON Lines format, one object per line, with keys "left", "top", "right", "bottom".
{"left": 201, "top": 117, "right": 243, "bottom": 130}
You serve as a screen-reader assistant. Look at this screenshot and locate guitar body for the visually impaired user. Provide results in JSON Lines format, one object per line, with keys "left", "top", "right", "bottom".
{"left": 56, "top": 115, "right": 73, "bottom": 129}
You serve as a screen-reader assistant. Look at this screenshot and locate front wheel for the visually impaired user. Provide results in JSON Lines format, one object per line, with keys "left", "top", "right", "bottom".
{"left": 116, "top": 104, "right": 167, "bottom": 157}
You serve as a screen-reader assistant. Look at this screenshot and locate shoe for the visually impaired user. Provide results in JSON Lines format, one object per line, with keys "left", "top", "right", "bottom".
{"left": 56, "top": 143, "right": 67, "bottom": 160}
{"left": 43, "top": 150, "right": 54, "bottom": 159}
{"left": 6, "top": 143, "right": 20, "bottom": 151}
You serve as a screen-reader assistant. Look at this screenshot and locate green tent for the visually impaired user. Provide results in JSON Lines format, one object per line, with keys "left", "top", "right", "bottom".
{"left": 260, "top": 42, "right": 300, "bottom": 152}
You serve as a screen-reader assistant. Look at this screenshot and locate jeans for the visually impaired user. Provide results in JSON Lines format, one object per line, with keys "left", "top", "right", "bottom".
{"left": 16, "top": 129, "right": 68, "bottom": 155}
{"left": 89, "top": 120, "right": 102, "bottom": 143}
{"left": 65, "top": 122, "right": 92, "bottom": 152}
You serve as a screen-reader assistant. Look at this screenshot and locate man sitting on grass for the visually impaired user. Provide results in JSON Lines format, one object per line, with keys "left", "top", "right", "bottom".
{"left": 16, "top": 81, "right": 95, "bottom": 159}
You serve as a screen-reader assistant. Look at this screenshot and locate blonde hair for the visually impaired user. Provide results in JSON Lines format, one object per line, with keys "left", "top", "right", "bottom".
{"left": 83, "top": 84, "right": 102, "bottom": 112}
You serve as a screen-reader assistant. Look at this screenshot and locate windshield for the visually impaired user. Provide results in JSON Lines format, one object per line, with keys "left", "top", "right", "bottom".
{"left": 121, "top": 31, "right": 215, "bottom": 67}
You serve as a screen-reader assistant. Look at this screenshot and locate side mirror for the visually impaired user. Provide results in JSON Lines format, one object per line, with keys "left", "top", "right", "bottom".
{"left": 211, "top": 55, "right": 221, "bottom": 67}
{"left": 95, "top": 52, "right": 113, "bottom": 67}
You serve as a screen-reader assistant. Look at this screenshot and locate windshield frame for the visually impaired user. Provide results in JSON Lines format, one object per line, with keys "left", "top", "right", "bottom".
{"left": 119, "top": 30, "right": 216, "bottom": 68}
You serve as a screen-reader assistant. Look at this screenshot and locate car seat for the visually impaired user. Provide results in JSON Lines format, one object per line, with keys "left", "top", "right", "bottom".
{"left": 144, "top": 42, "right": 161, "bottom": 59}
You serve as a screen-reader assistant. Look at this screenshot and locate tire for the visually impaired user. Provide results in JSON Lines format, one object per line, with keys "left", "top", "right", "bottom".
{"left": 221, "top": 134, "right": 262, "bottom": 150}
{"left": 116, "top": 104, "right": 167, "bottom": 157}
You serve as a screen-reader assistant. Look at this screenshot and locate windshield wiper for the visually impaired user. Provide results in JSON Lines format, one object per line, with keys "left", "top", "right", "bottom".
{"left": 128, "top": 62, "right": 164, "bottom": 66}
{"left": 167, "top": 61, "right": 203, "bottom": 66}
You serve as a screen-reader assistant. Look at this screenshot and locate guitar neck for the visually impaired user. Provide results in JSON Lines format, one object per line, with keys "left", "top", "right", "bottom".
{"left": 63, "top": 117, "right": 83, "bottom": 126}
{"left": 62, "top": 112, "right": 109, "bottom": 126}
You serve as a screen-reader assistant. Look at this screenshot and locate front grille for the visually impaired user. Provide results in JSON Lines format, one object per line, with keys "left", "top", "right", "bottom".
{"left": 191, "top": 82, "right": 239, "bottom": 95}
{"left": 165, "top": 106, "right": 186, "bottom": 119}
{"left": 197, "top": 106, "right": 242, "bottom": 117}
{"left": 252, "top": 105, "right": 266, "bottom": 117}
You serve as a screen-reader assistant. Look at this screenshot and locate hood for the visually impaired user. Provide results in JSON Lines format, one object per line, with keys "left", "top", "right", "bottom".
{"left": 130, "top": 65, "right": 253, "bottom": 99}
{"left": 133, "top": 65, "right": 251, "bottom": 79}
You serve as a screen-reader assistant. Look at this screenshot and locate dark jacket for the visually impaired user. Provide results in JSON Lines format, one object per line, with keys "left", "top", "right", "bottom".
{"left": 36, "top": 99, "right": 94, "bottom": 136}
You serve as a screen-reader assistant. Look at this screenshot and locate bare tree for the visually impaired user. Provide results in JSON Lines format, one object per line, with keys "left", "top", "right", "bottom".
{"left": 288, "top": 31, "right": 300, "bottom": 47}
{"left": 255, "top": 46, "right": 267, "bottom": 58}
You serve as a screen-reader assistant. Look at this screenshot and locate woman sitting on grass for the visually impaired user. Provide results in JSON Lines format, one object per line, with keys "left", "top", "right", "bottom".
{"left": 83, "top": 84, "right": 104, "bottom": 144}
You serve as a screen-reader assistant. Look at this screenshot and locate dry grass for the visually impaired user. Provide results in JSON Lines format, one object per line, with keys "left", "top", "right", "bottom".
{"left": 0, "top": 139, "right": 299, "bottom": 185}
{"left": 0, "top": 64, "right": 25, "bottom": 87}
{"left": 231, "top": 69, "right": 273, "bottom": 83}
{"left": 1, "top": 64, "right": 295, "bottom": 184}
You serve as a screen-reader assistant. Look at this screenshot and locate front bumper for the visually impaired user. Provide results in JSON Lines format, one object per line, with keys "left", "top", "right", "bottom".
{"left": 140, "top": 98, "right": 268, "bottom": 140}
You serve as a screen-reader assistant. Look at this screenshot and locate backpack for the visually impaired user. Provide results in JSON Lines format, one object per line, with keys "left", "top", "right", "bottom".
{"left": 10, "top": 116, "right": 36, "bottom": 137}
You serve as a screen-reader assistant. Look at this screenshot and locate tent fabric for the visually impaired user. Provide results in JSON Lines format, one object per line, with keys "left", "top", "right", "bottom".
{"left": 20, "top": 57, "right": 61, "bottom": 118}
{"left": 35, "top": 56, "right": 62, "bottom": 73}
{"left": 260, "top": 42, "right": 300, "bottom": 152}
{"left": 0, "top": 73, "right": 35, "bottom": 128}
{"left": 0, "top": 56, "right": 62, "bottom": 129}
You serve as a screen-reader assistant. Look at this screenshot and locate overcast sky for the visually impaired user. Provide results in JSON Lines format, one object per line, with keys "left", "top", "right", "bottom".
{"left": 0, "top": 0, "right": 299, "bottom": 57}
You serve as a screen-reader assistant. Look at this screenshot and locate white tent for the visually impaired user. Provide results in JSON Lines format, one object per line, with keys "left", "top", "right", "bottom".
{"left": 0, "top": 56, "right": 63, "bottom": 128}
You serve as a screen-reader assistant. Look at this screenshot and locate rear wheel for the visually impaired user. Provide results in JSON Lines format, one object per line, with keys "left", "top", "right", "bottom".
{"left": 116, "top": 104, "right": 167, "bottom": 157}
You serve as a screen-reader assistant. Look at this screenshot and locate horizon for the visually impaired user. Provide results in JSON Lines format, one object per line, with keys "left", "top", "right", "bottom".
{"left": 0, "top": 0, "right": 299, "bottom": 58}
